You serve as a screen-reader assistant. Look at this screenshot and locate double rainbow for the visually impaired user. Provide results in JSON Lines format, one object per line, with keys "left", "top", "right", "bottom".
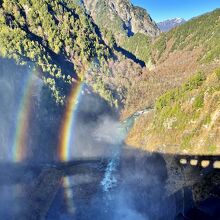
{"left": 12, "top": 77, "right": 84, "bottom": 162}
{"left": 11, "top": 64, "right": 87, "bottom": 163}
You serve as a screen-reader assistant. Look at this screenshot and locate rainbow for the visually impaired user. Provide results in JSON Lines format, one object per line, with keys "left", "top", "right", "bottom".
{"left": 12, "top": 70, "right": 35, "bottom": 162}
{"left": 59, "top": 82, "right": 84, "bottom": 161}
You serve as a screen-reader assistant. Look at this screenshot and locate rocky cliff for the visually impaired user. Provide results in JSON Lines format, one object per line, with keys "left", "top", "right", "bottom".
{"left": 81, "top": 0, "right": 160, "bottom": 40}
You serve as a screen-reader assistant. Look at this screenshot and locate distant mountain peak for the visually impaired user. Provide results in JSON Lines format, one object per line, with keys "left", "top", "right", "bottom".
{"left": 157, "top": 18, "right": 186, "bottom": 32}
{"left": 173, "top": 17, "right": 185, "bottom": 23}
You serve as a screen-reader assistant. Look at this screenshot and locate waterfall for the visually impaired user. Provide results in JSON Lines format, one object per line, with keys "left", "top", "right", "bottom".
{"left": 101, "top": 107, "right": 153, "bottom": 192}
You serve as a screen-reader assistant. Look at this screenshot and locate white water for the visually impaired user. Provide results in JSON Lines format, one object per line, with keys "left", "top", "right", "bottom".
{"left": 100, "top": 109, "right": 152, "bottom": 192}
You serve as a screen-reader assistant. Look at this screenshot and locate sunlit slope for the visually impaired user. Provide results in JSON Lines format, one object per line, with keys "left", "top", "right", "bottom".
{"left": 121, "top": 9, "right": 220, "bottom": 117}
{"left": 116, "top": 8, "right": 220, "bottom": 68}
{"left": 127, "top": 69, "right": 220, "bottom": 155}
{"left": 125, "top": 9, "right": 220, "bottom": 155}
{"left": 152, "top": 9, "right": 220, "bottom": 63}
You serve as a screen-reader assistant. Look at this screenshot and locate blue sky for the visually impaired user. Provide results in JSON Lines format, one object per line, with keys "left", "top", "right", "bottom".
{"left": 131, "top": 0, "right": 220, "bottom": 22}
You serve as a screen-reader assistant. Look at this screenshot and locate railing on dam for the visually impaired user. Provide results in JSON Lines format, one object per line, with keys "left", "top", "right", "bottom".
{"left": 175, "top": 155, "right": 220, "bottom": 169}
{"left": 1, "top": 154, "right": 220, "bottom": 184}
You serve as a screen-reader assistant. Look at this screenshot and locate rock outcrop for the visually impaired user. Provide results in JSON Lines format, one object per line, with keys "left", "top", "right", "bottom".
{"left": 81, "top": 0, "right": 160, "bottom": 39}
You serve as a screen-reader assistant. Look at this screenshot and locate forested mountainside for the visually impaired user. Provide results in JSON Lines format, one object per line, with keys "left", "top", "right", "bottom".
{"left": 127, "top": 69, "right": 220, "bottom": 154}
{"left": 126, "top": 8, "right": 220, "bottom": 70}
{"left": 152, "top": 9, "right": 220, "bottom": 64}
{"left": 0, "top": 0, "right": 155, "bottom": 108}
{"left": 0, "top": 0, "right": 111, "bottom": 103}
{"left": 121, "top": 9, "right": 220, "bottom": 117}
{"left": 125, "top": 9, "right": 220, "bottom": 153}
{"left": 0, "top": 0, "right": 219, "bottom": 154}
